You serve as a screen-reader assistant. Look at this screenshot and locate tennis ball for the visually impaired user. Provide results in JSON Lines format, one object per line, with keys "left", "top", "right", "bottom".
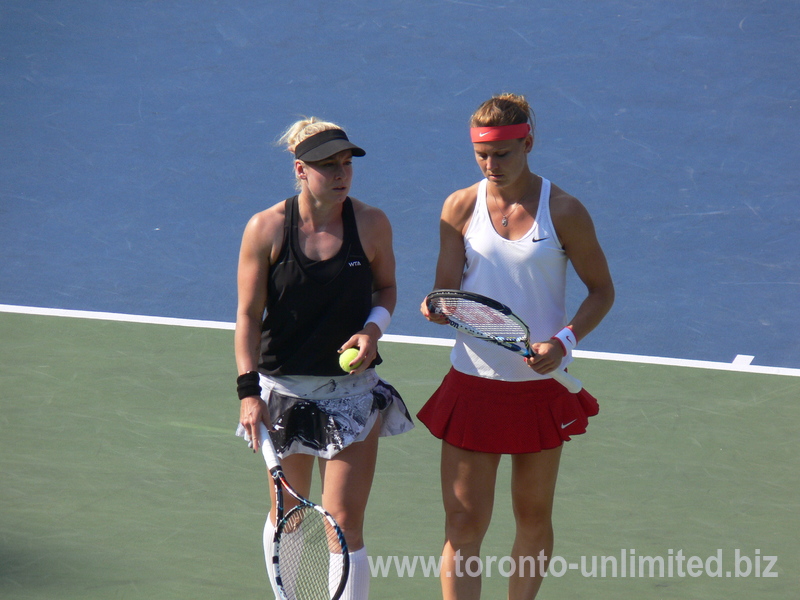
{"left": 339, "top": 348, "right": 362, "bottom": 373}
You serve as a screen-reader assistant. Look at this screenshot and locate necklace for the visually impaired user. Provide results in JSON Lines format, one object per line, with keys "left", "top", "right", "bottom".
{"left": 491, "top": 192, "right": 521, "bottom": 227}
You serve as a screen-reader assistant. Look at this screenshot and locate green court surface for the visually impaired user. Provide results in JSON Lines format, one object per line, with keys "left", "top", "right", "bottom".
{"left": 1, "top": 312, "right": 798, "bottom": 599}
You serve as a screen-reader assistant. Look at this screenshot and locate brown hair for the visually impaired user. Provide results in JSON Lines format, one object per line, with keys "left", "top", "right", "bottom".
{"left": 469, "top": 93, "right": 535, "bottom": 138}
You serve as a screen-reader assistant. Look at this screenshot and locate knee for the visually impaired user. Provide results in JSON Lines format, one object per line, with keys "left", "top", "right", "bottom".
{"left": 445, "top": 506, "right": 492, "bottom": 546}
{"left": 512, "top": 501, "right": 553, "bottom": 538}
{"left": 327, "top": 509, "right": 365, "bottom": 550}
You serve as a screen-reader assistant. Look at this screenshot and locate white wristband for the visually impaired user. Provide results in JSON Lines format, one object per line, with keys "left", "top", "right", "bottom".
{"left": 365, "top": 306, "right": 391, "bottom": 336}
{"left": 551, "top": 326, "right": 577, "bottom": 354}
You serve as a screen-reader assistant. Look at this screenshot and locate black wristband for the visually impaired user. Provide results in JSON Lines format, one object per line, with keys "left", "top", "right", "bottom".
{"left": 237, "top": 371, "right": 262, "bottom": 400}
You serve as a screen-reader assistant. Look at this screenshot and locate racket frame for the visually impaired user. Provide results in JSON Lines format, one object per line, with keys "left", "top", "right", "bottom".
{"left": 258, "top": 422, "right": 350, "bottom": 600}
{"left": 427, "top": 289, "right": 583, "bottom": 393}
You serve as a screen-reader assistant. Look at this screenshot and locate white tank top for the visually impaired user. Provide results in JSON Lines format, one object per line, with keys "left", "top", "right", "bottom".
{"left": 450, "top": 177, "right": 572, "bottom": 381}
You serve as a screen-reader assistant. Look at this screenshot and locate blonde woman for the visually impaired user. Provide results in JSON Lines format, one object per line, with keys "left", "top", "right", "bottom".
{"left": 235, "top": 118, "right": 413, "bottom": 599}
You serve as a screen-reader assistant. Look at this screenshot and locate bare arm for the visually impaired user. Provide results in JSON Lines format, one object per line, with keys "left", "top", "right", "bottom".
{"left": 234, "top": 205, "right": 284, "bottom": 449}
{"left": 554, "top": 191, "right": 615, "bottom": 342}
{"left": 343, "top": 201, "right": 398, "bottom": 373}
{"left": 420, "top": 186, "right": 477, "bottom": 323}
{"left": 528, "top": 188, "right": 615, "bottom": 373}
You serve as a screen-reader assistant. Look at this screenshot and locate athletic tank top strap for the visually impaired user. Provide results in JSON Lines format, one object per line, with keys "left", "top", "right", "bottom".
{"left": 271, "top": 195, "right": 296, "bottom": 269}
{"left": 453, "top": 177, "right": 569, "bottom": 381}
{"left": 284, "top": 196, "right": 364, "bottom": 283}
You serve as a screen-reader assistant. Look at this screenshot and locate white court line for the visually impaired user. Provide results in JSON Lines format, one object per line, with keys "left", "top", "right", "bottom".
{"left": 732, "top": 354, "right": 755, "bottom": 366}
{"left": 2, "top": 304, "right": 799, "bottom": 378}
{"left": 0, "top": 304, "right": 234, "bottom": 330}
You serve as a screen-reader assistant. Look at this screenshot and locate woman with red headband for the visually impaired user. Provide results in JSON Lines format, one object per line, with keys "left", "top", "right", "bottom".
{"left": 235, "top": 117, "right": 414, "bottom": 600}
{"left": 419, "top": 93, "right": 615, "bottom": 599}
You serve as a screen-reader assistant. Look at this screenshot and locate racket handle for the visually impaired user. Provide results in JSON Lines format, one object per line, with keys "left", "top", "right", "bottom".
{"left": 257, "top": 421, "right": 281, "bottom": 472}
{"left": 551, "top": 369, "right": 583, "bottom": 394}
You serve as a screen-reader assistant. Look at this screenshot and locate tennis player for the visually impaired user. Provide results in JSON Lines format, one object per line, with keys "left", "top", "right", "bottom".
{"left": 419, "top": 93, "right": 614, "bottom": 599}
{"left": 235, "top": 117, "right": 414, "bottom": 599}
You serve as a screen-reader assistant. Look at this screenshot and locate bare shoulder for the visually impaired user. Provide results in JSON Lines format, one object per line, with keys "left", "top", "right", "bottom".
{"left": 549, "top": 182, "right": 586, "bottom": 215}
{"left": 350, "top": 197, "right": 391, "bottom": 232}
{"left": 549, "top": 182, "right": 601, "bottom": 253}
{"left": 241, "top": 199, "right": 287, "bottom": 261}
{"left": 442, "top": 182, "right": 480, "bottom": 233}
{"left": 247, "top": 200, "right": 285, "bottom": 234}
{"left": 549, "top": 182, "right": 594, "bottom": 228}
{"left": 350, "top": 197, "right": 393, "bottom": 262}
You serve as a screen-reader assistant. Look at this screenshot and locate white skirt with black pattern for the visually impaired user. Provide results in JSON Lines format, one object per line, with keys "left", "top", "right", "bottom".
{"left": 236, "top": 369, "right": 414, "bottom": 459}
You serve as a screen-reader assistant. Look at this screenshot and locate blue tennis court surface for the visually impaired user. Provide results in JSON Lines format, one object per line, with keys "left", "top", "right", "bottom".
{"left": 1, "top": 0, "right": 798, "bottom": 368}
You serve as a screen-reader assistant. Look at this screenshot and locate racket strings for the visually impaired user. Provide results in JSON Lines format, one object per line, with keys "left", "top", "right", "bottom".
{"left": 434, "top": 299, "right": 526, "bottom": 339}
{"left": 277, "top": 506, "right": 346, "bottom": 600}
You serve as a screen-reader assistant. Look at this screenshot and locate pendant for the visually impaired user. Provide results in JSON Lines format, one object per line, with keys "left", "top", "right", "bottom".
{"left": 501, "top": 216, "right": 509, "bottom": 227}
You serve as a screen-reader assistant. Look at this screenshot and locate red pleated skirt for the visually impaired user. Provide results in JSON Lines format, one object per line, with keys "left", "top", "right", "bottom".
{"left": 417, "top": 367, "right": 599, "bottom": 454}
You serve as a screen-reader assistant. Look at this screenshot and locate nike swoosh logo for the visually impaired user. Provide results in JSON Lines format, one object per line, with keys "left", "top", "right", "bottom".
{"left": 561, "top": 419, "right": 577, "bottom": 429}
{"left": 479, "top": 131, "right": 490, "bottom": 137}
{"left": 532, "top": 237, "right": 549, "bottom": 243}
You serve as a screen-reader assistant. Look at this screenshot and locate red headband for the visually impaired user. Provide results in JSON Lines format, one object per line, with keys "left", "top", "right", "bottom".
{"left": 470, "top": 123, "right": 531, "bottom": 143}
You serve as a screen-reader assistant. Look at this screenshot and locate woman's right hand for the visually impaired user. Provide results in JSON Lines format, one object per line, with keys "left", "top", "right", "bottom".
{"left": 239, "top": 395, "right": 270, "bottom": 452}
{"left": 420, "top": 295, "right": 449, "bottom": 325}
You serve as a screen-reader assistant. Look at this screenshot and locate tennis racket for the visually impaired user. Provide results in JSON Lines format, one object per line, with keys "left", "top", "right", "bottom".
{"left": 426, "top": 289, "right": 583, "bottom": 393}
{"left": 258, "top": 422, "right": 349, "bottom": 600}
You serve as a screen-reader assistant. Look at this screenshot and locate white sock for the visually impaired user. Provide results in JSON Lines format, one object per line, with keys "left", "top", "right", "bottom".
{"left": 339, "top": 547, "right": 370, "bottom": 600}
{"left": 263, "top": 517, "right": 279, "bottom": 599}
{"left": 329, "top": 551, "right": 345, "bottom": 598}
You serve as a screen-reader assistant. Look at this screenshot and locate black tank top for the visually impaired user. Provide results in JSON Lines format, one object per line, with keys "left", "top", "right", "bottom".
{"left": 259, "top": 196, "right": 381, "bottom": 376}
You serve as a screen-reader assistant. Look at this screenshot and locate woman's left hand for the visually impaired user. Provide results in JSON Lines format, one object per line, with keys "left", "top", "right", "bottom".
{"left": 339, "top": 324, "right": 381, "bottom": 375}
{"left": 524, "top": 340, "right": 565, "bottom": 375}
